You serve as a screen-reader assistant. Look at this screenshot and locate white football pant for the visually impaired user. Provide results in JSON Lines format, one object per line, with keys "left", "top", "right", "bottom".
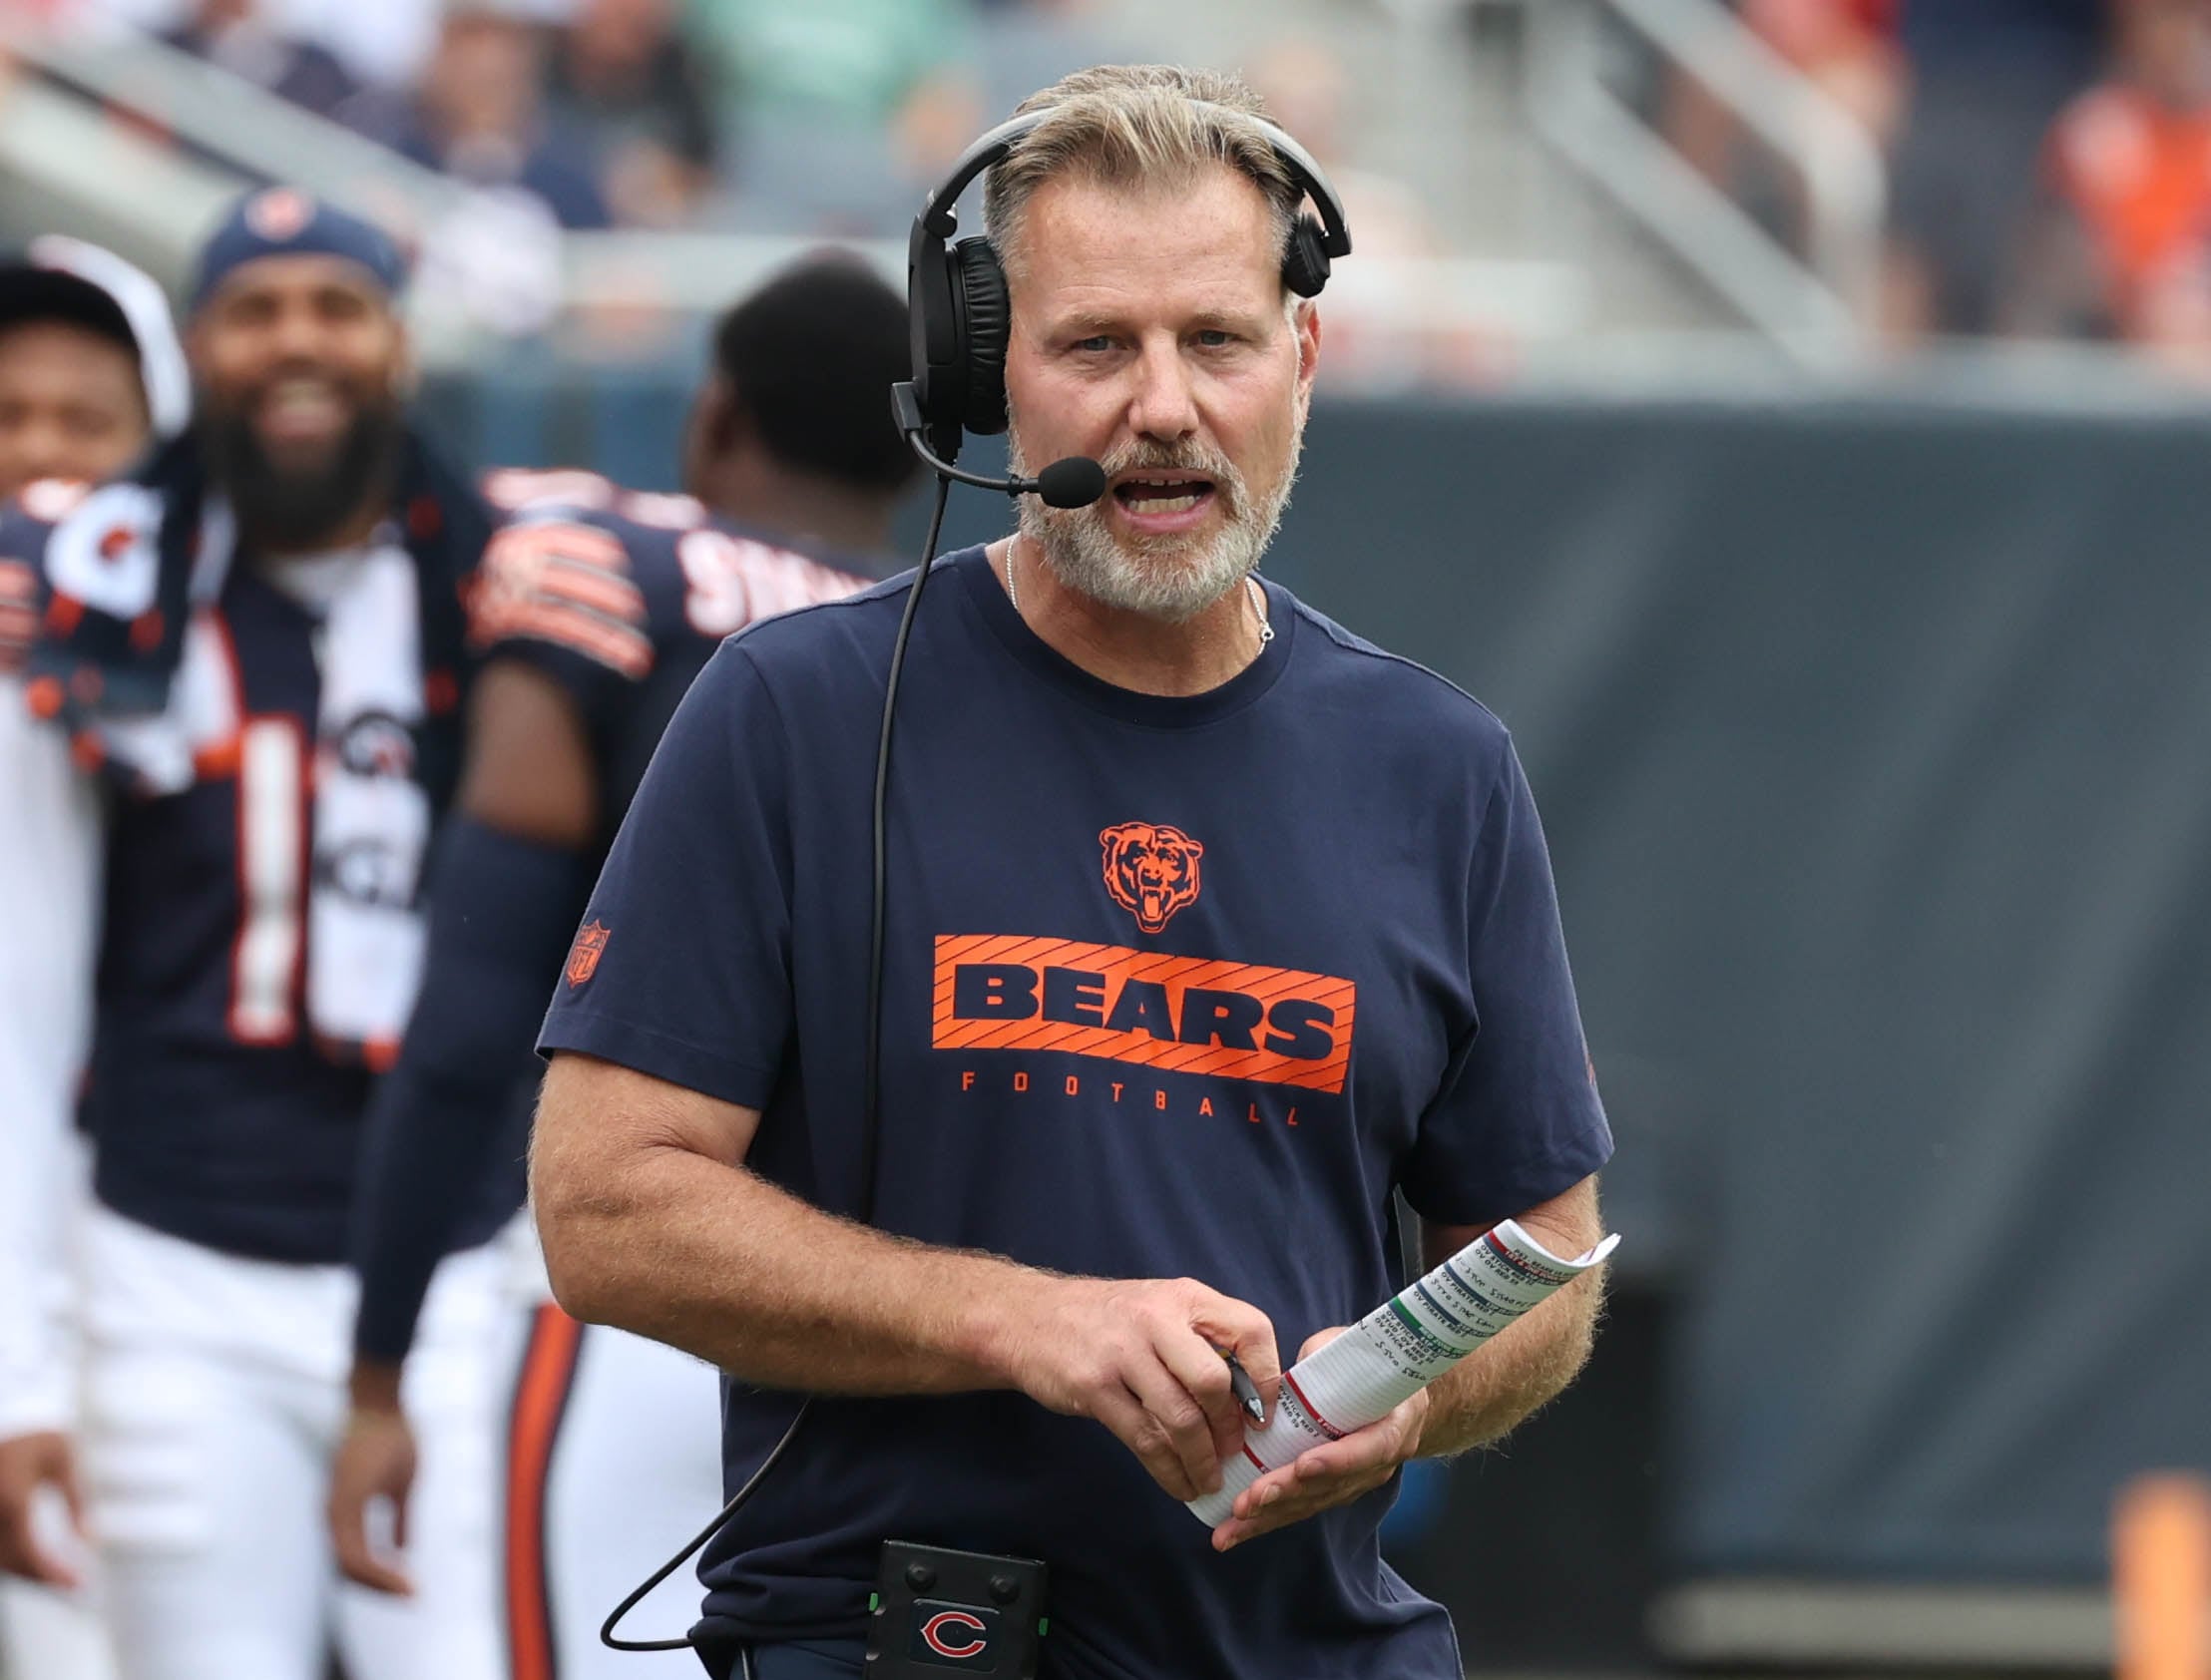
{"left": 76, "top": 1206, "right": 502, "bottom": 1680}
{"left": 501, "top": 1303, "right": 724, "bottom": 1680}
{"left": 0, "top": 1571, "right": 115, "bottom": 1680}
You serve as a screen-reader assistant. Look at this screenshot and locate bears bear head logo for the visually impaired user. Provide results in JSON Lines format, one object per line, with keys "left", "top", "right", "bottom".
{"left": 1100, "top": 822, "right": 1203, "bottom": 934}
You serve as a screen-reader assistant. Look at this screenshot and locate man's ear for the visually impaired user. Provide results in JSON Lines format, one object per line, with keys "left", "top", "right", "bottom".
{"left": 1293, "top": 299, "right": 1322, "bottom": 413}
{"left": 681, "top": 374, "right": 756, "bottom": 498}
{"left": 693, "top": 373, "right": 748, "bottom": 455}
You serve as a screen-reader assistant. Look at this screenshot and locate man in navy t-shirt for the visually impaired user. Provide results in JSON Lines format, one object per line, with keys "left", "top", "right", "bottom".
{"left": 532, "top": 63, "right": 1613, "bottom": 1680}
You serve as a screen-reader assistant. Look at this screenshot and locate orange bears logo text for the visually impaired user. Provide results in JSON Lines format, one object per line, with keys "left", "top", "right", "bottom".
{"left": 933, "top": 935, "right": 1356, "bottom": 1094}
{"left": 1101, "top": 821, "right": 1203, "bottom": 934}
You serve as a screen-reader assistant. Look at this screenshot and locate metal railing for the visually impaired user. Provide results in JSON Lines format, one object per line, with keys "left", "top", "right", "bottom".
{"left": 9, "top": 0, "right": 1888, "bottom": 371}
{"left": 0, "top": 9, "right": 1598, "bottom": 381}
{"left": 0, "top": 55, "right": 234, "bottom": 265}
{"left": 5, "top": 16, "right": 472, "bottom": 228}
{"left": 1513, "top": 0, "right": 1886, "bottom": 363}
{"left": 0, "top": 13, "right": 504, "bottom": 356}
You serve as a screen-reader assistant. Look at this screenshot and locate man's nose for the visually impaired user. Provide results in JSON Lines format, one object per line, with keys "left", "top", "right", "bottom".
{"left": 1125, "top": 335, "right": 1198, "bottom": 443}
{"left": 14, "top": 417, "right": 76, "bottom": 486}
{"left": 267, "top": 302, "right": 333, "bottom": 365}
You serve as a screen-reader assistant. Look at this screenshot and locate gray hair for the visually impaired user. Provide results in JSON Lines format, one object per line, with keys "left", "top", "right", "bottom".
{"left": 981, "top": 65, "right": 1301, "bottom": 282}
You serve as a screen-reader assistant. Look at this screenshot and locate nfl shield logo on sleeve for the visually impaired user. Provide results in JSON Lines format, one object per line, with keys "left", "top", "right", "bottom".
{"left": 565, "top": 921, "right": 610, "bottom": 988}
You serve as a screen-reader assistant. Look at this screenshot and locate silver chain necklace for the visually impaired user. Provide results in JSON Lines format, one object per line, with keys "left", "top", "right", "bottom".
{"left": 1005, "top": 541, "right": 1274, "bottom": 647}
{"left": 1250, "top": 578, "right": 1276, "bottom": 644}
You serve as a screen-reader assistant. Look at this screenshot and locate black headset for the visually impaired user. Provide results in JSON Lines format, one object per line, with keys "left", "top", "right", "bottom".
{"left": 605, "top": 101, "right": 1353, "bottom": 1662}
{"left": 901, "top": 105, "right": 1354, "bottom": 467}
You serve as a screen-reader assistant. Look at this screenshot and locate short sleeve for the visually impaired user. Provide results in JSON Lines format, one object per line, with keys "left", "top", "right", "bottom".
{"left": 537, "top": 640, "right": 793, "bottom": 1108}
{"left": 469, "top": 516, "right": 656, "bottom": 733}
{"left": 1398, "top": 740, "right": 1613, "bottom": 1228}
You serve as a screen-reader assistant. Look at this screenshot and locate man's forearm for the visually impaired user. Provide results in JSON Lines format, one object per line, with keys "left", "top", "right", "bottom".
{"left": 1414, "top": 1266, "right": 1604, "bottom": 1459}
{"left": 536, "top": 1127, "right": 1044, "bottom": 1397}
{"left": 535, "top": 1055, "right": 1294, "bottom": 1503}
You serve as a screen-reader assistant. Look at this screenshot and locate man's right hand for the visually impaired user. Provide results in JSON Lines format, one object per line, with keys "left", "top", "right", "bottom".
{"left": 0, "top": 1429, "right": 87, "bottom": 1587}
{"left": 328, "top": 1377, "right": 418, "bottom": 1597}
{"left": 997, "top": 1276, "right": 1281, "bottom": 1502}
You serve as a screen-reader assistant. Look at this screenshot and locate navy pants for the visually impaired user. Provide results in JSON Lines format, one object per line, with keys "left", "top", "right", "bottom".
{"left": 738, "top": 1639, "right": 867, "bottom": 1679}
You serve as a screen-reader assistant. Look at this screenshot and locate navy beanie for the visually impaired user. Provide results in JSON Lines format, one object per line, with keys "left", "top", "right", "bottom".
{"left": 191, "top": 188, "right": 408, "bottom": 313}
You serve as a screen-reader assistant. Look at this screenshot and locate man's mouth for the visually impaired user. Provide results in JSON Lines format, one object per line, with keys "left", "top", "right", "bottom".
{"left": 1110, "top": 472, "right": 1217, "bottom": 520}
{"left": 252, "top": 374, "right": 353, "bottom": 446}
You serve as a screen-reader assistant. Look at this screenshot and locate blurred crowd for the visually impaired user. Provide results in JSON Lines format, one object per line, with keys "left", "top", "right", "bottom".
{"left": 1696, "top": 0, "right": 2211, "bottom": 364}
{"left": 24, "top": 0, "right": 1455, "bottom": 368}
{"left": 64, "top": 0, "right": 1143, "bottom": 237}
{"left": 18, "top": 0, "right": 2211, "bottom": 367}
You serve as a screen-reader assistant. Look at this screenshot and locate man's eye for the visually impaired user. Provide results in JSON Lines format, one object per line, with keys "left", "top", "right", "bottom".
{"left": 1072, "top": 335, "right": 1114, "bottom": 353}
{"left": 1196, "top": 329, "right": 1235, "bottom": 348}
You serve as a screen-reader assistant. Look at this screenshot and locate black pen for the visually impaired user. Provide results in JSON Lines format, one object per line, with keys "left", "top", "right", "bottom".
{"left": 1222, "top": 1352, "right": 1266, "bottom": 1425}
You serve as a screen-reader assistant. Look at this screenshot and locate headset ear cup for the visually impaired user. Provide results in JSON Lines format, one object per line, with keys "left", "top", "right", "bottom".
{"left": 953, "top": 237, "right": 1012, "bottom": 435}
{"left": 1282, "top": 212, "right": 1331, "bottom": 298}
{"left": 912, "top": 235, "right": 966, "bottom": 438}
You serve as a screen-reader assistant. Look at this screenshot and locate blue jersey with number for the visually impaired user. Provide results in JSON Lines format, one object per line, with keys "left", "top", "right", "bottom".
{"left": 339, "top": 475, "right": 872, "bottom": 1366}
{"left": 1, "top": 481, "right": 508, "bottom": 1264}
{"left": 474, "top": 470, "right": 871, "bottom": 832}
{"left": 537, "top": 547, "right": 1614, "bottom": 1680}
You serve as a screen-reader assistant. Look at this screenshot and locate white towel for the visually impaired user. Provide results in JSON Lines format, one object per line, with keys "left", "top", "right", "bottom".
{"left": 57, "top": 487, "right": 431, "bottom": 1058}
{"left": 52, "top": 483, "right": 234, "bottom": 793}
{"left": 303, "top": 543, "right": 428, "bottom": 1056}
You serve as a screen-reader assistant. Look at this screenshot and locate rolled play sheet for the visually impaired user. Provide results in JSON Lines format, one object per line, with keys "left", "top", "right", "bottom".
{"left": 1187, "top": 1220, "right": 1619, "bottom": 1526}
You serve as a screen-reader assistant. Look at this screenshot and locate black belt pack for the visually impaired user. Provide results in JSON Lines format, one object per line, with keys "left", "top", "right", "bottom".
{"left": 867, "top": 1540, "right": 1048, "bottom": 1678}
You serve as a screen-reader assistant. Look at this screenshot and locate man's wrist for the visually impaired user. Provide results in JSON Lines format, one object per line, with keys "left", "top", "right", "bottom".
{"left": 944, "top": 1258, "right": 1053, "bottom": 1391}
{"left": 1401, "top": 1385, "right": 1443, "bottom": 1462}
{"left": 347, "top": 1359, "right": 406, "bottom": 1416}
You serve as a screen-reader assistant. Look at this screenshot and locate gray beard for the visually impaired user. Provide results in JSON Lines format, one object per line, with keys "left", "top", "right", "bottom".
{"left": 1008, "top": 420, "right": 1302, "bottom": 623}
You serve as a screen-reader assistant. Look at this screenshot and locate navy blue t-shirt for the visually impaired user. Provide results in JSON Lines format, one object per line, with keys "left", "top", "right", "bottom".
{"left": 539, "top": 546, "right": 1612, "bottom": 1680}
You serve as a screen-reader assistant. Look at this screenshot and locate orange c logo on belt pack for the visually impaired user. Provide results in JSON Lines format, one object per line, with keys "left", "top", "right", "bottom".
{"left": 1101, "top": 821, "right": 1203, "bottom": 934}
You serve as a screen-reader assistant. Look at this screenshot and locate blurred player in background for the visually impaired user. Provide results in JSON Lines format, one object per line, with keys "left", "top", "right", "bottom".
{"left": 0, "top": 240, "right": 187, "bottom": 503}
{"left": 0, "top": 189, "right": 508, "bottom": 1680}
{"left": 2009, "top": 0, "right": 2211, "bottom": 361}
{"left": 0, "top": 234, "right": 189, "bottom": 1680}
{"left": 327, "top": 252, "right": 915, "bottom": 1678}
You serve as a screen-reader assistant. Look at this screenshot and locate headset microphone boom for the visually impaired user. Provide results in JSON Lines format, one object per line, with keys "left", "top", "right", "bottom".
{"left": 889, "top": 380, "right": 1106, "bottom": 509}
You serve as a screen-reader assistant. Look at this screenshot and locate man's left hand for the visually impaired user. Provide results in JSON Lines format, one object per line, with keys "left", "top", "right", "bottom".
{"left": 1208, "top": 1327, "right": 1429, "bottom": 1553}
